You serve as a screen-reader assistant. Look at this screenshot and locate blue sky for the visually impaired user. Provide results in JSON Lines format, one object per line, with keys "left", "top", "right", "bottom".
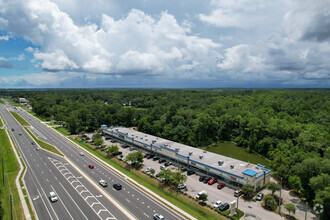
{"left": 0, "top": 0, "right": 329, "bottom": 88}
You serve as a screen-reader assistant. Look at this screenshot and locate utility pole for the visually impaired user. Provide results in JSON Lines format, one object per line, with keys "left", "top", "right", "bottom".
{"left": 305, "top": 202, "right": 308, "bottom": 220}
{"left": 10, "top": 194, "right": 13, "bottom": 220}
{"left": 279, "top": 177, "right": 282, "bottom": 215}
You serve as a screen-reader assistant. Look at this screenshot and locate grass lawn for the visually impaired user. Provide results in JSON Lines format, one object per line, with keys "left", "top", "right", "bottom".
{"left": 0, "top": 100, "right": 4, "bottom": 104}
{"left": 25, "top": 128, "right": 63, "bottom": 157}
{"left": 9, "top": 112, "right": 30, "bottom": 126}
{"left": 3, "top": 99, "right": 21, "bottom": 107}
{"left": 0, "top": 116, "right": 3, "bottom": 127}
{"left": 0, "top": 130, "right": 25, "bottom": 220}
{"left": 70, "top": 138, "right": 226, "bottom": 220}
{"left": 54, "top": 127, "right": 70, "bottom": 136}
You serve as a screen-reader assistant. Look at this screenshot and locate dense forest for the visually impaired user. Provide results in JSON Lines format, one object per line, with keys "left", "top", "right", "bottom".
{"left": 1, "top": 89, "right": 329, "bottom": 218}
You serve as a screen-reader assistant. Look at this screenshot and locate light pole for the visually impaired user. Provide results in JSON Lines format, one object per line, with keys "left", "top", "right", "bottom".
{"left": 305, "top": 202, "right": 308, "bottom": 220}
{"left": 279, "top": 177, "right": 282, "bottom": 215}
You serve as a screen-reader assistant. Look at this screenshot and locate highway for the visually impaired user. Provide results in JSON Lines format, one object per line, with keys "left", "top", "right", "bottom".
{"left": 8, "top": 105, "right": 185, "bottom": 220}
{"left": 0, "top": 105, "right": 130, "bottom": 220}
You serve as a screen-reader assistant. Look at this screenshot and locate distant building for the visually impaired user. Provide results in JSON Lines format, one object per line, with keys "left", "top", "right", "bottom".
{"left": 102, "top": 126, "right": 271, "bottom": 189}
{"left": 18, "top": 98, "right": 29, "bottom": 105}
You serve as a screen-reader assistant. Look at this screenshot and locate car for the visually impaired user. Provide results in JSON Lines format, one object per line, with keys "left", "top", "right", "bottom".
{"left": 208, "top": 178, "right": 217, "bottom": 185}
{"left": 177, "top": 184, "right": 186, "bottom": 190}
{"left": 122, "top": 144, "right": 129, "bottom": 148}
{"left": 105, "top": 137, "right": 111, "bottom": 140}
{"left": 113, "top": 151, "right": 122, "bottom": 156}
{"left": 160, "top": 165, "right": 166, "bottom": 170}
{"left": 214, "top": 200, "right": 222, "bottom": 208}
{"left": 145, "top": 167, "right": 153, "bottom": 172}
{"left": 203, "top": 177, "right": 212, "bottom": 183}
{"left": 36, "top": 147, "right": 40, "bottom": 151}
{"left": 144, "top": 153, "right": 150, "bottom": 158}
{"left": 110, "top": 140, "right": 116, "bottom": 143}
{"left": 234, "top": 190, "right": 243, "bottom": 197}
{"left": 153, "top": 156, "right": 160, "bottom": 161}
{"left": 49, "top": 192, "right": 58, "bottom": 202}
{"left": 164, "top": 161, "right": 172, "bottom": 166}
{"left": 129, "top": 146, "right": 136, "bottom": 151}
{"left": 153, "top": 213, "right": 164, "bottom": 220}
{"left": 31, "top": 142, "right": 35, "bottom": 145}
{"left": 256, "top": 192, "right": 264, "bottom": 201}
{"left": 11, "top": 128, "right": 14, "bottom": 131}
{"left": 99, "top": 180, "right": 108, "bottom": 187}
{"left": 113, "top": 183, "right": 122, "bottom": 190}
{"left": 79, "top": 152, "right": 85, "bottom": 156}
{"left": 219, "top": 203, "right": 230, "bottom": 211}
{"left": 159, "top": 158, "right": 166, "bottom": 163}
{"left": 18, "top": 132, "right": 22, "bottom": 136}
{"left": 180, "top": 167, "right": 187, "bottom": 172}
{"left": 147, "top": 154, "right": 155, "bottom": 159}
{"left": 196, "top": 190, "right": 208, "bottom": 199}
{"left": 217, "top": 183, "right": 226, "bottom": 189}
{"left": 199, "top": 176, "right": 206, "bottom": 182}
{"left": 156, "top": 173, "right": 160, "bottom": 177}
{"left": 88, "top": 164, "right": 94, "bottom": 169}
{"left": 187, "top": 170, "right": 195, "bottom": 176}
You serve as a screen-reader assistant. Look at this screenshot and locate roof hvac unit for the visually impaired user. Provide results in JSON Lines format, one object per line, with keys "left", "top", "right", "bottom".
{"left": 230, "top": 165, "right": 235, "bottom": 169}
{"left": 145, "top": 139, "right": 148, "bottom": 141}
{"left": 256, "top": 166, "right": 259, "bottom": 169}
{"left": 218, "top": 160, "right": 224, "bottom": 166}
{"left": 145, "top": 135, "right": 147, "bottom": 137}
{"left": 152, "top": 140, "right": 156, "bottom": 144}
{"left": 175, "top": 148, "right": 180, "bottom": 152}
{"left": 199, "top": 155, "right": 203, "bottom": 159}
{"left": 203, "top": 150, "right": 207, "bottom": 153}
{"left": 189, "top": 151, "right": 193, "bottom": 156}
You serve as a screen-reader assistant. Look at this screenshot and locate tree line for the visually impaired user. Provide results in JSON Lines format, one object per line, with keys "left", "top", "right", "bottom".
{"left": 1, "top": 88, "right": 329, "bottom": 219}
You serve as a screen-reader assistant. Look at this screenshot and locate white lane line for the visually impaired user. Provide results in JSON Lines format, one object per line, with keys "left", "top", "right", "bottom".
{"left": 125, "top": 199, "right": 130, "bottom": 203}
{"left": 50, "top": 185, "right": 74, "bottom": 220}
{"left": 59, "top": 182, "right": 88, "bottom": 220}
{"left": 144, "top": 213, "right": 149, "bottom": 218}
{"left": 36, "top": 188, "right": 54, "bottom": 220}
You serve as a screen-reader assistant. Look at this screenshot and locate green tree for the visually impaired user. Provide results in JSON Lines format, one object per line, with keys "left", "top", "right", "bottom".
{"left": 263, "top": 195, "right": 276, "bottom": 211}
{"left": 125, "top": 151, "right": 144, "bottom": 166}
{"left": 267, "top": 182, "right": 281, "bottom": 195}
{"left": 285, "top": 203, "right": 296, "bottom": 215}
{"left": 310, "top": 173, "right": 330, "bottom": 193}
{"left": 158, "top": 168, "right": 173, "bottom": 183}
{"left": 106, "top": 145, "right": 119, "bottom": 155}
{"left": 94, "top": 138, "right": 103, "bottom": 146}
{"left": 242, "top": 184, "right": 254, "bottom": 198}
{"left": 150, "top": 169, "right": 155, "bottom": 176}
{"left": 198, "top": 193, "right": 208, "bottom": 204}
{"left": 171, "top": 171, "right": 187, "bottom": 186}
{"left": 288, "top": 175, "right": 303, "bottom": 193}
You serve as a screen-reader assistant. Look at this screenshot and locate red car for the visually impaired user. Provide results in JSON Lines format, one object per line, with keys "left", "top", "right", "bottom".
{"left": 217, "top": 183, "right": 226, "bottom": 189}
{"left": 208, "top": 178, "right": 217, "bottom": 185}
{"left": 88, "top": 164, "right": 94, "bottom": 169}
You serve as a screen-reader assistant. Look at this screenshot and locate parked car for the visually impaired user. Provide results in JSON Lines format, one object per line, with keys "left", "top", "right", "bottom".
{"left": 153, "top": 156, "right": 160, "bottom": 161}
{"left": 49, "top": 192, "right": 58, "bottom": 202}
{"left": 164, "top": 161, "right": 172, "bottom": 166}
{"left": 256, "top": 193, "right": 264, "bottom": 201}
{"left": 105, "top": 137, "right": 111, "bottom": 140}
{"left": 187, "top": 170, "right": 195, "bottom": 176}
{"left": 122, "top": 144, "right": 129, "bottom": 148}
{"left": 129, "top": 146, "right": 136, "bottom": 151}
{"left": 219, "top": 203, "right": 230, "bottom": 211}
{"left": 88, "top": 164, "right": 94, "bottom": 169}
{"left": 199, "top": 176, "right": 206, "bottom": 182}
{"left": 180, "top": 167, "right": 187, "bottom": 172}
{"left": 99, "top": 180, "right": 107, "bottom": 187}
{"left": 145, "top": 167, "right": 153, "bottom": 172}
{"left": 203, "top": 177, "right": 212, "bottom": 183}
{"left": 113, "top": 151, "right": 122, "bottom": 156}
{"left": 208, "top": 178, "right": 217, "bottom": 185}
{"left": 196, "top": 190, "right": 208, "bottom": 199}
{"left": 160, "top": 165, "right": 166, "bottom": 170}
{"left": 177, "top": 184, "right": 186, "bottom": 190}
{"left": 159, "top": 158, "right": 166, "bottom": 163}
{"left": 214, "top": 200, "right": 222, "bottom": 208}
{"left": 153, "top": 213, "right": 164, "bottom": 220}
{"left": 113, "top": 183, "right": 122, "bottom": 190}
{"left": 144, "top": 153, "right": 150, "bottom": 158}
{"left": 234, "top": 190, "right": 243, "bottom": 197}
{"left": 110, "top": 140, "right": 116, "bottom": 143}
{"left": 217, "top": 183, "right": 226, "bottom": 189}
{"left": 147, "top": 154, "right": 155, "bottom": 159}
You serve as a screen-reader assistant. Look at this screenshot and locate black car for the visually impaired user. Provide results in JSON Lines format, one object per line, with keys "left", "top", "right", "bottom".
{"left": 105, "top": 137, "right": 111, "bottom": 140}
{"left": 187, "top": 170, "right": 195, "bottom": 176}
{"left": 159, "top": 158, "right": 166, "bottom": 163}
{"left": 219, "top": 203, "right": 230, "bottom": 211}
{"left": 181, "top": 167, "right": 187, "bottom": 172}
{"left": 153, "top": 156, "right": 160, "bottom": 161}
{"left": 31, "top": 142, "right": 35, "bottom": 145}
{"left": 203, "top": 177, "right": 212, "bottom": 183}
{"left": 113, "top": 151, "right": 122, "bottom": 156}
{"left": 164, "top": 161, "right": 172, "bottom": 166}
{"left": 147, "top": 154, "right": 155, "bottom": 159}
{"left": 11, "top": 128, "right": 15, "bottom": 131}
{"left": 122, "top": 144, "right": 129, "bottom": 148}
{"left": 113, "top": 183, "right": 122, "bottom": 190}
{"left": 144, "top": 153, "right": 150, "bottom": 158}
{"left": 199, "top": 176, "right": 206, "bottom": 182}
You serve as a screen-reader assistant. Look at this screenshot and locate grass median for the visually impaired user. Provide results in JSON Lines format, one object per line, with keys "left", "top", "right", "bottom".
{"left": 0, "top": 130, "right": 25, "bottom": 220}
{"left": 70, "top": 137, "right": 226, "bottom": 220}
{"left": 9, "top": 111, "right": 30, "bottom": 126}
{"left": 25, "top": 128, "right": 64, "bottom": 157}
{"left": 54, "top": 127, "right": 70, "bottom": 136}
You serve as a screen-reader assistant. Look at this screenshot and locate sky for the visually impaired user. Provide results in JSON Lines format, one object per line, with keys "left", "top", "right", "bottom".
{"left": 0, "top": 0, "right": 329, "bottom": 88}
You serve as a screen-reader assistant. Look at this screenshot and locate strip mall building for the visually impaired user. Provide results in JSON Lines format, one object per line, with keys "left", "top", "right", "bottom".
{"left": 101, "top": 125, "right": 271, "bottom": 189}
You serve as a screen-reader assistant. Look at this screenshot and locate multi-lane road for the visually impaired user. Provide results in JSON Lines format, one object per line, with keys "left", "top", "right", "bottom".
{"left": 0, "top": 104, "right": 186, "bottom": 220}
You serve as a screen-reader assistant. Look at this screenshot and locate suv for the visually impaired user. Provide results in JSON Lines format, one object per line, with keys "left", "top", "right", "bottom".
{"left": 187, "top": 170, "right": 195, "bottom": 176}
{"left": 219, "top": 203, "right": 230, "bottom": 211}
{"left": 99, "top": 180, "right": 108, "bottom": 187}
{"left": 49, "top": 192, "right": 58, "bottom": 202}
{"left": 153, "top": 156, "right": 160, "bottom": 161}
{"left": 159, "top": 158, "right": 166, "bottom": 163}
{"left": 234, "top": 190, "right": 243, "bottom": 197}
{"left": 113, "top": 183, "right": 122, "bottom": 190}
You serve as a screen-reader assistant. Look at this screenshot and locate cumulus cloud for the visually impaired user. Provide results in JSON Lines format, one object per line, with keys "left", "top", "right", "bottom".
{"left": 0, "top": 35, "right": 9, "bottom": 40}
{"left": 0, "top": 0, "right": 220, "bottom": 77}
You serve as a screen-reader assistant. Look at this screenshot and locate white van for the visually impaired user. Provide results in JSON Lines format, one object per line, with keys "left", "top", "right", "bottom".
{"left": 196, "top": 190, "right": 208, "bottom": 199}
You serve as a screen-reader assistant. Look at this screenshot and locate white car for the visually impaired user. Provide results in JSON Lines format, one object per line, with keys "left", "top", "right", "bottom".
{"left": 49, "top": 192, "right": 58, "bottom": 202}
{"left": 153, "top": 213, "right": 164, "bottom": 220}
{"left": 79, "top": 152, "right": 85, "bottom": 156}
{"left": 160, "top": 165, "right": 166, "bottom": 170}
{"left": 214, "top": 200, "right": 222, "bottom": 208}
{"left": 145, "top": 167, "right": 153, "bottom": 172}
{"left": 99, "top": 180, "right": 108, "bottom": 187}
{"left": 177, "top": 184, "right": 186, "bottom": 189}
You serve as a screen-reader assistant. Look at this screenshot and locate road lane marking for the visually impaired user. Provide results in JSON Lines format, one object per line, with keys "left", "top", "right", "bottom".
{"left": 50, "top": 185, "right": 74, "bottom": 220}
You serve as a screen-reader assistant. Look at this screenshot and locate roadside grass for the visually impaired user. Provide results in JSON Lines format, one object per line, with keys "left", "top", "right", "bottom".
{"left": 0, "top": 116, "right": 3, "bottom": 127}
{"left": 54, "top": 127, "right": 70, "bottom": 136}
{"left": 0, "top": 100, "right": 4, "bottom": 104}
{"left": 3, "top": 99, "right": 21, "bottom": 107}
{"left": 70, "top": 138, "right": 226, "bottom": 220}
{"left": 9, "top": 112, "right": 30, "bottom": 126}
{"left": 25, "top": 128, "right": 64, "bottom": 157}
{"left": 0, "top": 130, "right": 25, "bottom": 220}
{"left": 19, "top": 106, "right": 48, "bottom": 122}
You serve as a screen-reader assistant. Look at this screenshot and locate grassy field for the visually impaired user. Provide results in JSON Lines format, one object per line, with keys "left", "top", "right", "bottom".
{"left": 0, "top": 129, "right": 25, "bottom": 220}
{"left": 54, "top": 127, "right": 70, "bottom": 136}
{"left": 9, "top": 112, "right": 30, "bottom": 126}
{"left": 25, "top": 128, "right": 63, "bottom": 157}
{"left": 70, "top": 138, "right": 227, "bottom": 220}
{"left": 0, "top": 100, "right": 4, "bottom": 104}
{"left": 3, "top": 99, "right": 20, "bottom": 107}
